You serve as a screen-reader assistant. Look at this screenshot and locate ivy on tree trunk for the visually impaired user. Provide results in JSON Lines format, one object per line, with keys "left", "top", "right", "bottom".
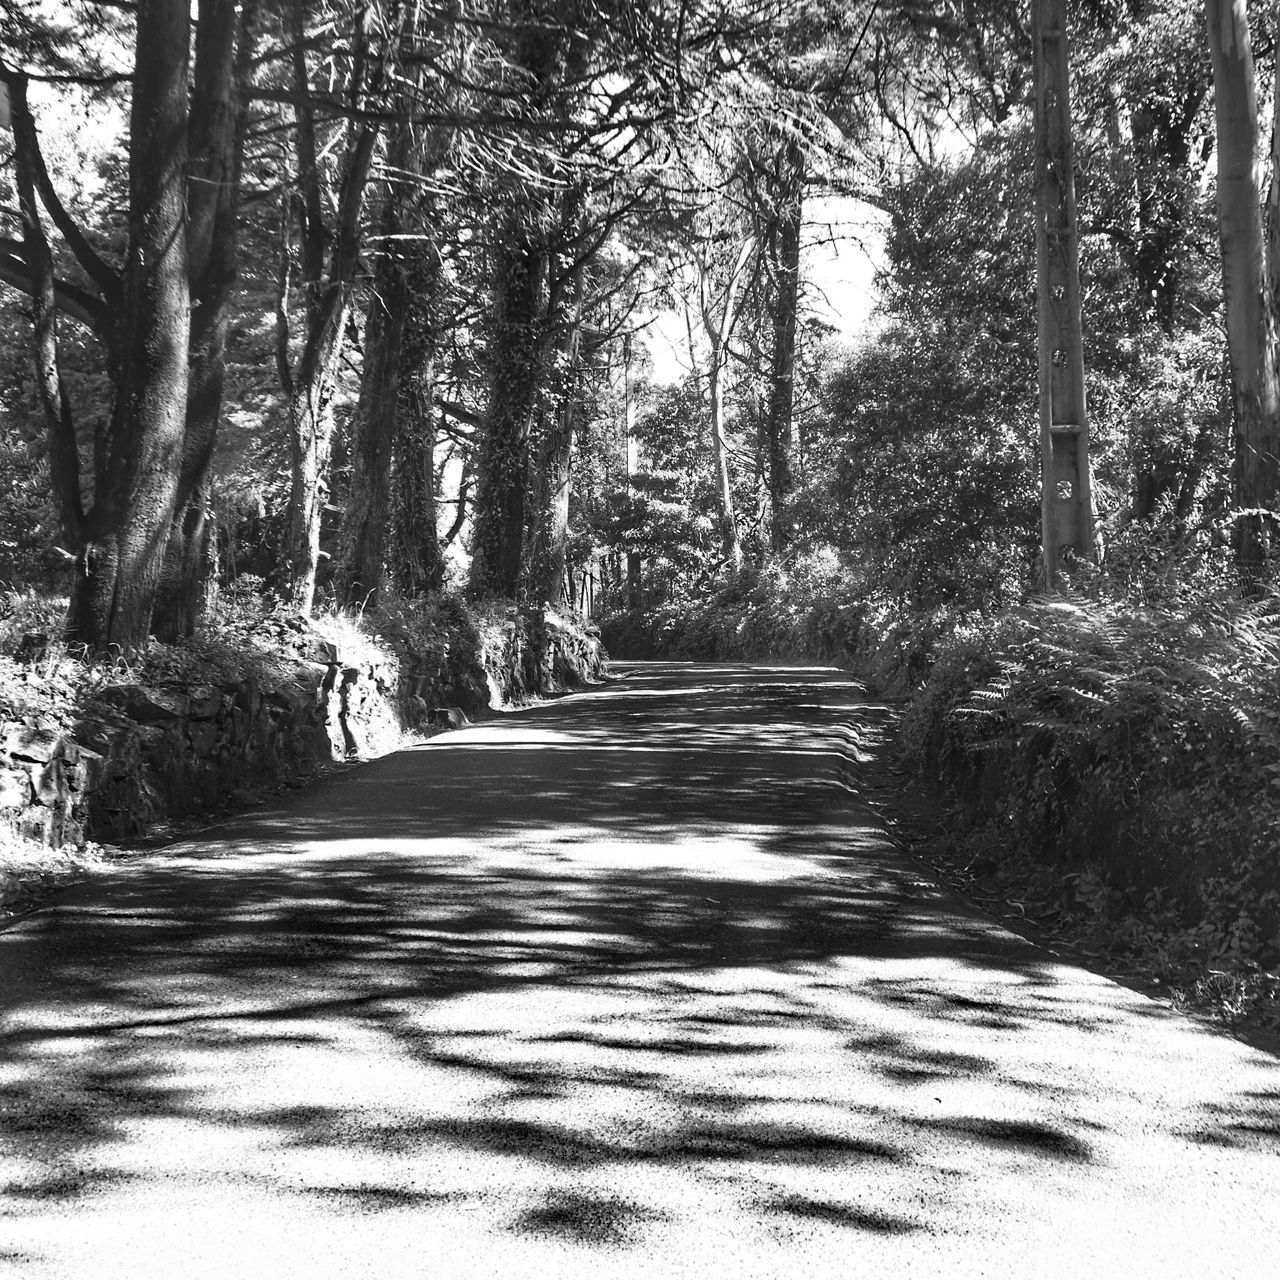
{"left": 469, "top": 200, "right": 550, "bottom": 599}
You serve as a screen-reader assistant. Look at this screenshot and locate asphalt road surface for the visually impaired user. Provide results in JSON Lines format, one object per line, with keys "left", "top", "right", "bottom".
{"left": 2, "top": 662, "right": 1278, "bottom": 1279}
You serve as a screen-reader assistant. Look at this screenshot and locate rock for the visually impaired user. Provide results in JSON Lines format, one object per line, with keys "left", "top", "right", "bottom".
{"left": 265, "top": 681, "right": 316, "bottom": 715}
{"left": 187, "top": 719, "right": 218, "bottom": 760}
{"left": 66, "top": 747, "right": 104, "bottom": 792}
{"left": 4, "top": 724, "right": 63, "bottom": 764}
{"left": 28, "top": 759, "right": 64, "bottom": 807}
{"left": 95, "top": 685, "right": 187, "bottom": 723}
{"left": 0, "top": 769, "right": 30, "bottom": 809}
{"left": 188, "top": 685, "right": 226, "bottom": 719}
{"left": 232, "top": 681, "right": 260, "bottom": 716}
{"left": 74, "top": 716, "right": 125, "bottom": 759}
{"left": 294, "top": 662, "right": 329, "bottom": 689}
{"left": 307, "top": 638, "right": 341, "bottom": 665}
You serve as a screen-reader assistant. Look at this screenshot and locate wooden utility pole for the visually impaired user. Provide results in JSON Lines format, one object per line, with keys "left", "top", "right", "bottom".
{"left": 1033, "top": 0, "right": 1095, "bottom": 584}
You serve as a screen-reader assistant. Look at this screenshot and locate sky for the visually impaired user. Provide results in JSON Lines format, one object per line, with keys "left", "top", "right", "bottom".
{"left": 641, "top": 196, "right": 887, "bottom": 385}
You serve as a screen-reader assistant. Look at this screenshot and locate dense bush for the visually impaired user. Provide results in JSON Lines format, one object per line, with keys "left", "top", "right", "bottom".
{"left": 902, "top": 593, "right": 1280, "bottom": 975}
{"left": 601, "top": 549, "right": 971, "bottom": 697}
{"left": 602, "top": 551, "right": 863, "bottom": 662}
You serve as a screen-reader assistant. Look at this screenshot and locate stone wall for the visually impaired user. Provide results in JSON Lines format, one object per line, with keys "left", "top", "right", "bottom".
{"left": 0, "top": 611, "right": 605, "bottom": 851}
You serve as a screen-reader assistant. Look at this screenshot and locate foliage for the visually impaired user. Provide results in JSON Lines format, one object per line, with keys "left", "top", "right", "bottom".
{"left": 901, "top": 590, "right": 1280, "bottom": 978}
{"left": 363, "top": 588, "right": 489, "bottom": 690}
{"left": 800, "top": 330, "right": 1038, "bottom": 612}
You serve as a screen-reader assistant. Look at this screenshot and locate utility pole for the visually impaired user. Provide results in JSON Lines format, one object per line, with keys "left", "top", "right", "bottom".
{"left": 1033, "top": 0, "right": 1095, "bottom": 584}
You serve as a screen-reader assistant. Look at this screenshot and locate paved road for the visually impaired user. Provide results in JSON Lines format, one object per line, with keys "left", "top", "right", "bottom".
{"left": 1, "top": 662, "right": 1277, "bottom": 1278}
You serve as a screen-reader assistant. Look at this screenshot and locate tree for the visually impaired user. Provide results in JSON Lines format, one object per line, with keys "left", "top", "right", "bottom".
{"left": 154, "top": 0, "right": 259, "bottom": 639}
{"left": 467, "top": 0, "right": 684, "bottom": 601}
{"left": 467, "top": 0, "right": 585, "bottom": 600}
{"left": 1074, "top": 0, "right": 1213, "bottom": 522}
{"left": 337, "top": 115, "right": 451, "bottom": 608}
{"left": 1205, "top": 0, "right": 1280, "bottom": 578}
{"left": 274, "top": 0, "right": 384, "bottom": 614}
{"left": 2, "top": 0, "right": 192, "bottom": 653}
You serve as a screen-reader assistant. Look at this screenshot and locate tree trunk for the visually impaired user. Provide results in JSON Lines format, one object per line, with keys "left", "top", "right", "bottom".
{"left": 390, "top": 378, "right": 446, "bottom": 595}
{"left": 276, "top": 0, "right": 379, "bottom": 615}
{"left": 154, "top": 0, "right": 257, "bottom": 640}
{"left": 337, "top": 137, "right": 412, "bottom": 610}
{"left": 68, "top": 0, "right": 191, "bottom": 652}
{"left": 387, "top": 193, "right": 447, "bottom": 598}
{"left": 4, "top": 70, "right": 88, "bottom": 553}
{"left": 1206, "top": 0, "right": 1280, "bottom": 579}
{"left": 763, "top": 141, "right": 803, "bottom": 553}
{"left": 624, "top": 333, "right": 641, "bottom": 607}
{"left": 338, "top": 262, "right": 406, "bottom": 610}
{"left": 527, "top": 249, "right": 585, "bottom": 607}
{"left": 283, "top": 309, "right": 348, "bottom": 614}
{"left": 468, "top": 204, "right": 549, "bottom": 599}
{"left": 527, "top": 395, "right": 579, "bottom": 607}
{"left": 708, "top": 346, "right": 742, "bottom": 569}
{"left": 695, "top": 238, "right": 754, "bottom": 572}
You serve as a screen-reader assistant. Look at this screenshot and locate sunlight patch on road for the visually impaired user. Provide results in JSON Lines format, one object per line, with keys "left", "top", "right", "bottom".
{"left": 531, "top": 831, "right": 833, "bottom": 883}
{"left": 430, "top": 724, "right": 585, "bottom": 748}
{"left": 140, "top": 832, "right": 847, "bottom": 886}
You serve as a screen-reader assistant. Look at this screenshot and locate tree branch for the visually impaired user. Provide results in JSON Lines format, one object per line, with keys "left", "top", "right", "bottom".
{"left": 0, "top": 59, "right": 122, "bottom": 303}
{"left": 1, "top": 73, "right": 85, "bottom": 546}
{"left": 0, "top": 239, "right": 109, "bottom": 333}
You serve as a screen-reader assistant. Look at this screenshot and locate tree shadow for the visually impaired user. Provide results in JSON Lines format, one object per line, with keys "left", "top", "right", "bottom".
{"left": 766, "top": 1193, "right": 922, "bottom": 1235}
{"left": 1, "top": 661, "right": 1271, "bottom": 1255}
{"left": 514, "top": 1188, "right": 665, "bottom": 1245}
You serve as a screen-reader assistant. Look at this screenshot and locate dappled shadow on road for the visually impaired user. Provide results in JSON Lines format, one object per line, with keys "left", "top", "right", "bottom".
{"left": 2, "top": 662, "right": 1277, "bottom": 1256}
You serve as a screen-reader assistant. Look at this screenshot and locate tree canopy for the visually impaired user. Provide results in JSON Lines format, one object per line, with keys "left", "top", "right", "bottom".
{"left": 0, "top": 0, "right": 1276, "bottom": 651}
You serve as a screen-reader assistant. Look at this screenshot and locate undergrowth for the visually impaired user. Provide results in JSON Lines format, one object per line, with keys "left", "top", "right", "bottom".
{"left": 903, "top": 590, "right": 1280, "bottom": 1027}
{"left": 0, "top": 584, "right": 513, "bottom": 903}
{"left": 605, "top": 553, "right": 1280, "bottom": 1035}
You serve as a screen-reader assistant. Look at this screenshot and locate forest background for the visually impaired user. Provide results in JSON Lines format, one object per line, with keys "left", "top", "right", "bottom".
{"left": 2, "top": 0, "right": 1280, "bottom": 1034}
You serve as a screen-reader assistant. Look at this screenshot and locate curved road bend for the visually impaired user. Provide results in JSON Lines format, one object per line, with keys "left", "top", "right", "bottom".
{"left": 1, "top": 661, "right": 1276, "bottom": 1279}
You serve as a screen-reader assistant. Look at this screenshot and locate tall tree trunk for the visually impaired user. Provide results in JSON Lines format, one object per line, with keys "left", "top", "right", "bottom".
{"left": 337, "top": 140, "right": 411, "bottom": 610}
{"left": 154, "top": 0, "right": 257, "bottom": 640}
{"left": 390, "top": 377, "right": 446, "bottom": 595}
{"left": 527, "top": 395, "right": 580, "bottom": 607}
{"left": 337, "top": 259, "right": 406, "bottom": 610}
{"left": 347, "top": 124, "right": 449, "bottom": 606}
{"left": 527, "top": 244, "right": 585, "bottom": 607}
{"left": 695, "top": 238, "right": 754, "bottom": 572}
{"left": 68, "top": 0, "right": 191, "bottom": 652}
{"left": 624, "top": 333, "right": 641, "bottom": 607}
{"left": 1206, "top": 0, "right": 1280, "bottom": 579}
{"left": 283, "top": 309, "right": 348, "bottom": 614}
{"left": 468, "top": 203, "right": 549, "bottom": 599}
{"left": 707, "top": 344, "right": 742, "bottom": 569}
{"left": 763, "top": 140, "right": 803, "bottom": 553}
{"left": 277, "top": 0, "right": 379, "bottom": 614}
{"left": 3, "top": 69, "right": 89, "bottom": 554}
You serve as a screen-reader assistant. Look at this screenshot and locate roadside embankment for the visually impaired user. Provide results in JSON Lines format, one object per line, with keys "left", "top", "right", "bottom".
{"left": 602, "top": 562, "right": 1280, "bottom": 1037}
{"left": 0, "top": 595, "right": 605, "bottom": 910}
